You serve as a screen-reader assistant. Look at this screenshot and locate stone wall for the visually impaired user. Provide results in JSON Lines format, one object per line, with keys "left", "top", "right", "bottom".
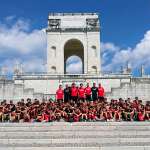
{"left": 0, "top": 75, "right": 150, "bottom": 102}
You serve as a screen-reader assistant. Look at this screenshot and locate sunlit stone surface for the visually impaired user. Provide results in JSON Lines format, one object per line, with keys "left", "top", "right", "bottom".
{"left": 0, "top": 122, "right": 150, "bottom": 150}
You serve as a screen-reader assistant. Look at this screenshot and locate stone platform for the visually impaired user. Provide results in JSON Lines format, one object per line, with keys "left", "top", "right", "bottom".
{"left": 1, "top": 73, "right": 150, "bottom": 102}
{"left": 0, "top": 122, "right": 150, "bottom": 150}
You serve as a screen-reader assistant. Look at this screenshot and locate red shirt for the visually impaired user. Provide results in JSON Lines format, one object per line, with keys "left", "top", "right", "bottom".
{"left": 42, "top": 113, "right": 49, "bottom": 122}
{"left": 85, "top": 87, "right": 91, "bottom": 95}
{"left": 138, "top": 112, "right": 145, "bottom": 121}
{"left": 56, "top": 89, "right": 64, "bottom": 99}
{"left": 71, "top": 87, "right": 78, "bottom": 97}
{"left": 73, "top": 114, "right": 80, "bottom": 122}
{"left": 98, "top": 87, "right": 105, "bottom": 97}
{"left": 78, "top": 87, "right": 85, "bottom": 98}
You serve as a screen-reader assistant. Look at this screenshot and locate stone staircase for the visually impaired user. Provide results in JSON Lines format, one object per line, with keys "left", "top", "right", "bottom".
{"left": 0, "top": 81, "right": 44, "bottom": 101}
{"left": 0, "top": 122, "right": 150, "bottom": 150}
{"left": 106, "top": 79, "right": 150, "bottom": 101}
{"left": 105, "top": 82, "right": 131, "bottom": 100}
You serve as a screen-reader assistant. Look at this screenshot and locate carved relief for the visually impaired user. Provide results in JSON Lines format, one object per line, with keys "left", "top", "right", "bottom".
{"left": 86, "top": 18, "right": 99, "bottom": 29}
{"left": 48, "top": 19, "right": 60, "bottom": 29}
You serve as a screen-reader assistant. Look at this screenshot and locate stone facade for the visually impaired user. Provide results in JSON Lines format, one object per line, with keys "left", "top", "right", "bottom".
{"left": 0, "top": 74, "right": 149, "bottom": 102}
{"left": 46, "top": 13, "right": 101, "bottom": 74}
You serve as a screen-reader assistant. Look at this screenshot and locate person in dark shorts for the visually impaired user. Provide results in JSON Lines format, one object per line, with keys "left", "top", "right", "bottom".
{"left": 70, "top": 83, "right": 78, "bottom": 103}
{"left": 98, "top": 83, "right": 105, "bottom": 101}
{"left": 78, "top": 83, "right": 85, "bottom": 102}
{"left": 56, "top": 84, "right": 64, "bottom": 104}
{"left": 64, "top": 84, "right": 70, "bottom": 103}
{"left": 85, "top": 83, "right": 91, "bottom": 101}
{"left": 91, "top": 82, "right": 98, "bottom": 101}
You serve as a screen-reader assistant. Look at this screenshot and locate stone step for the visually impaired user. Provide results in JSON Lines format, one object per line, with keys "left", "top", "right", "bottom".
{"left": 0, "top": 135, "right": 150, "bottom": 139}
{"left": 0, "top": 122, "right": 150, "bottom": 149}
{"left": 0, "top": 131, "right": 150, "bottom": 137}
{"left": 0, "top": 122, "right": 150, "bottom": 126}
{"left": 1, "top": 141, "right": 150, "bottom": 148}
{"left": 0, "top": 137, "right": 150, "bottom": 145}
{"left": 0, "top": 126, "right": 150, "bottom": 132}
{"left": 0, "top": 146, "right": 150, "bottom": 150}
{"left": 0, "top": 147, "right": 99, "bottom": 150}
{"left": 101, "top": 146, "right": 150, "bottom": 150}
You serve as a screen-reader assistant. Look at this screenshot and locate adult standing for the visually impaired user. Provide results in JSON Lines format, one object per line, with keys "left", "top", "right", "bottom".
{"left": 91, "top": 82, "right": 98, "bottom": 101}
{"left": 56, "top": 84, "right": 64, "bottom": 104}
{"left": 85, "top": 83, "right": 91, "bottom": 101}
{"left": 70, "top": 83, "right": 78, "bottom": 103}
{"left": 78, "top": 83, "right": 85, "bottom": 101}
{"left": 64, "top": 84, "right": 70, "bottom": 103}
{"left": 98, "top": 83, "right": 105, "bottom": 101}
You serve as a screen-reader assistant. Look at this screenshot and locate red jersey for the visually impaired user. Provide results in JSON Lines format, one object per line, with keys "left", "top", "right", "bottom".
{"left": 88, "top": 113, "right": 96, "bottom": 120}
{"left": 71, "top": 87, "right": 78, "bottom": 97}
{"left": 56, "top": 89, "right": 64, "bottom": 99}
{"left": 98, "top": 87, "right": 105, "bottom": 97}
{"left": 85, "top": 87, "right": 91, "bottom": 95}
{"left": 138, "top": 112, "right": 145, "bottom": 121}
{"left": 78, "top": 87, "right": 85, "bottom": 98}
{"left": 73, "top": 114, "right": 80, "bottom": 122}
{"left": 42, "top": 113, "right": 49, "bottom": 122}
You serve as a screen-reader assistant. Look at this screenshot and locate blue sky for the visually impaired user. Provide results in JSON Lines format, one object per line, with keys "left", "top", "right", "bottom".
{"left": 0, "top": 0, "right": 150, "bottom": 76}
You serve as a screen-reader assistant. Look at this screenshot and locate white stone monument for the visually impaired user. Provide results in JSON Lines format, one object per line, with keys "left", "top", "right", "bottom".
{"left": 46, "top": 13, "right": 101, "bottom": 75}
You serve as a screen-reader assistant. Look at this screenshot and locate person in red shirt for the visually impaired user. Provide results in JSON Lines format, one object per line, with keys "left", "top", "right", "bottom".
{"left": 78, "top": 83, "right": 85, "bottom": 101}
{"left": 98, "top": 83, "right": 105, "bottom": 101}
{"left": 70, "top": 83, "right": 78, "bottom": 102}
{"left": 85, "top": 83, "right": 91, "bottom": 101}
{"left": 42, "top": 111, "right": 50, "bottom": 122}
{"left": 56, "top": 84, "right": 64, "bottom": 104}
{"left": 138, "top": 110, "right": 145, "bottom": 121}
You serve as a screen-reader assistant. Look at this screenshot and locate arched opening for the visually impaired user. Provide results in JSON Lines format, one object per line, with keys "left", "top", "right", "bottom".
{"left": 66, "top": 55, "right": 83, "bottom": 74}
{"left": 64, "top": 39, "right": 84, "bottom": 74}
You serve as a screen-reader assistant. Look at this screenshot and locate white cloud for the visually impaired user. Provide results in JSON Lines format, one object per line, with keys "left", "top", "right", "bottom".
{"left": 102, "top": 30, "right": 150, "bottom": 73}
{"left": 101, "top": 42, "right": 119, "bottom": 53}
{"left": 4, "top": 15, "right": 16, "bottom": 22}
{"left": 0, "top": 17, "right": 46, "bottom": 54}
{"left": 23, "top": 58, "right": 46, "bottom": 73}
{"left": 101, "top": 42, "right": 120, "bottom": 66}
{"left": 0, "top": 17, "right": 46, "bottom": 75}
{"left": 66, "top": 56, "right": 82, "bottom": 74}
{"left": 0, "top": 57, "right": 45, "bottom": 76}
{"left": 66, "top": 62, "right": 82, "bottom": 74}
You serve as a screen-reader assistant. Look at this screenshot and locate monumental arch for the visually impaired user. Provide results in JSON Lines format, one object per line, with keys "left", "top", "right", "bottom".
{"left": 46, "top": 13, "right": 101, "bottom": 74}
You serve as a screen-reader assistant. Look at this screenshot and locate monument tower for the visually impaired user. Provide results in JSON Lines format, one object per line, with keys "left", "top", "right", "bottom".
{"left": 46, "top": 13, "right": 101, "bottom": 75}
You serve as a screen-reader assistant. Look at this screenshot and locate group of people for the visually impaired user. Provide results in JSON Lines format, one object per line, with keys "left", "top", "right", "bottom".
{"left": 0, "top": 82, "right": 149, "bottom": 123}
{"left": 56, "top": 82, "right": 105, "bottom": 103}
